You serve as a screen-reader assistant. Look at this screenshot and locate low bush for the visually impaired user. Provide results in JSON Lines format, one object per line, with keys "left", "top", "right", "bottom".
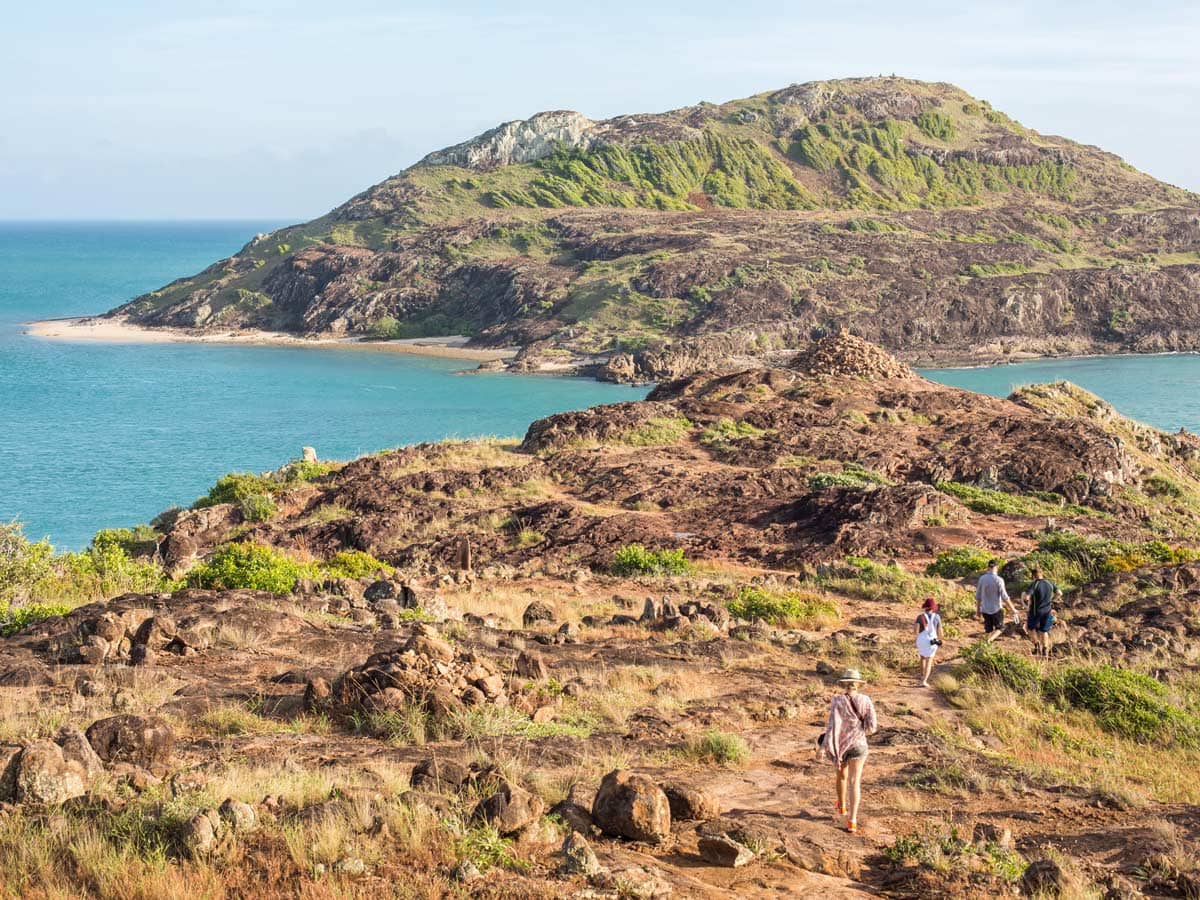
{"left": 193, "top": 460, "right": 336, "bottom": 510}
{"left": 1044, "top": 665, "right": 1200, "bottom": 748}
{"left": 959, "top": 641, "right": 1041, "bottom": 694}
{"left": 728, "top": 585, "right": 840, "bottom": 628}
{"left": 322, "top": 550, "right": 393, "bottom": 579}
{"left": 0, "top": 601, "right": 73, "bottom": 637}
{"left": 622, "top": 416, "right": 693, "bottom": 447}
{"left": 186, "top": 543, "right": 313, "bottom": 594}
{"left": 686, "top": 729, "right": 750, "bottom": 766}
{"left": 610, "top": 544, "right": 692, "bottom": 576}
{"left": 1029, "top": 531, "right": 1200, "bottom": 590}
{"left": 239, "top": 493, "right": 276, "bottom": 523}
{"left": 0, "top": 521, "right": 54, "bottom": 603}
{"left": 926, "top": 546, "right": 993, "bottom": 578}
{"left": 699, "top": 418, "right": 768, "bottom": 445}
{"left": 808, "top": 462, "right": 892, "bottom": 492}
{"left": 936, "top": 482, "right": 1091, "bottom": 517}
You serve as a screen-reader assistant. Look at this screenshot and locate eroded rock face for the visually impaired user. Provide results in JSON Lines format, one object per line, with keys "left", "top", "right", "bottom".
{"left": 591, "top": 770, "right": 671, "bottom": 844}
{"left": 419, "top": 111, "right": 597, "bottom": 170}
{"left": 85, "top": 715, "right": 176, "bottom": 768}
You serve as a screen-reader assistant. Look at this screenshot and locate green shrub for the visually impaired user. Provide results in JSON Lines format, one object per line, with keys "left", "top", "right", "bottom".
{"left": 699, "top": 418, "right": 768, "bottom": 445}
{"left": 623, "top": 416, "right": 693, "bottom": 447}
{"left": 282, "top": 460, "right": 337, "bottom": 483}
{"left": 1028, "top": 531, "right": 1200, "bottom": 590}
{"left": 1145, "top": 475, "right": 1185, "bottom": 499}
{"left": 322, "top": 550, "right": 394, "bottom": 579}
{"left": 728, "top": 586, "right": 839, "bottom": 628}
{"left": 91, "top": 525, "right": 160, "bottom": 557}
{"left": 915, "top": 110, "right": 956, "bottom": 141}
{"left": 1044, "top": 665, "right": 1200, "bottom": 747}
{"left": 0, "top": 521, "right": 54, "bottom": 603}
{"left": 935, "top": 482, "right": 1087, "bottom": 517}
{"left": 808, "top": 462, "right": 891, "bottom": 491}
{"left": 192, "top": 472, "right": 277, "bottom": 509}
{"left": 0, "top": 601, "right": 73, "bottom": 637}
{"left": 239, "top": 493, "right": 277, "bottom": 523}
{"left": 686, "top": 729, "right": 750, "bottom": 765}
{"left": 186, "top": 543, "right": 312, "bottom": 594}
{"left": 926, "top": 547, "right": 993, "bottom": 579}
{"left": 819, "top": 556, "right": 972, "bottom": 608}
{"left": 960, "top": 641, "right": 1041, "bottom": 694}
{"left": 610, "top": 544, "right": 692, "bottom": 576}
{"left": 63, "top": 540, "right": 175, "bottom": 598}
{"left": 368, "top": 316, "right": 403, "bottom": 339}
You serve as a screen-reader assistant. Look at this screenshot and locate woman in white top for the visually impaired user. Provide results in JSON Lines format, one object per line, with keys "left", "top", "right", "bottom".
{"left": 914, "top": 597, "right": 943, "bottom": 687}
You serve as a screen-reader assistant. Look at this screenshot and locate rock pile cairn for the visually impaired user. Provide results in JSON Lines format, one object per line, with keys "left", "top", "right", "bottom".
{"left": 793, "top": 332, "right": 914, "bottom": 380}
{"left": 329, "top": 623, "right": 510, "bottom": 717}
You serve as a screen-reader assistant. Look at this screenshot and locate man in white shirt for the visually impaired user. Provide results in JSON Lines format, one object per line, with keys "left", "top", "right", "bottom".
{"left": 976, "top": 559, "right": 1018, "bottom": 642}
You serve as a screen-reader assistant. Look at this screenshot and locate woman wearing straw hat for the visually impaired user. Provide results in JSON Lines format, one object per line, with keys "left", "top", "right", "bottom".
{"left": 821, "top": 668, "right": 878, "bottom": 834}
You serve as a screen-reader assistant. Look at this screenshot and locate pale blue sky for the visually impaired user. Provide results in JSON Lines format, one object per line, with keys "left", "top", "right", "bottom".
{"left": 3, "top": 1, "right": 1197, "bottom": 219}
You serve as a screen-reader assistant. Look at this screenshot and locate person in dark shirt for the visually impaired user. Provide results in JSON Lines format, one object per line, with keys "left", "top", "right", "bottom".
{"left": 1023, "top": 565, "right": 1058, "bottom": 657}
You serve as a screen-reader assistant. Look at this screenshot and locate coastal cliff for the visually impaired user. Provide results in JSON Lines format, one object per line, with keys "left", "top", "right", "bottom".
{"left": 110, "top": 76, "right": 1200, "bottom": 380}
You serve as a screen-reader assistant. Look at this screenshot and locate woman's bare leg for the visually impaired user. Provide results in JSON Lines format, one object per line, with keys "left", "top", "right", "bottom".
{"left": 846, "top": 756, "right": 866, "bottom": 825}
{"left": 836, "top": 762, "right": 847, "bottom": 813}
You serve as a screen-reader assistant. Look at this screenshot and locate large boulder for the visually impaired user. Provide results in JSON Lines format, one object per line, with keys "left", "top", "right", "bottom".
{"left": 591, "top": 770, "right": 671, "bottom": 844}
{"left": 12, "top": 741, "right": 89, "bottom": 804}
{"left": 662, "top": 783, "right": 720, "bottom": 822}
{"left": 85, "top": 715, "right": 175, "bottom": 768}
{"left": 472, "top": 783, "right": 545, "bottom": 836}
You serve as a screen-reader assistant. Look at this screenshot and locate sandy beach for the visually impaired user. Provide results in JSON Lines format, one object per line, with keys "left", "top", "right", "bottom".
{"left": 24, "top": 316, "right": 517, "bottom": 362}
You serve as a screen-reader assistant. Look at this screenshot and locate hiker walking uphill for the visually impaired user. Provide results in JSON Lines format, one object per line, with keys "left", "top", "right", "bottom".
{"left": 976, "top": 559, "right": 1019, "bottom": 642}
{"left": 914, "top": 598, "right": 943, "bottom": 687}
{"left": 821, "top": 669, "right": 878, "bottom": 835}
{"left": 1023, "top": 566, "right": 1060, "bottom": 657}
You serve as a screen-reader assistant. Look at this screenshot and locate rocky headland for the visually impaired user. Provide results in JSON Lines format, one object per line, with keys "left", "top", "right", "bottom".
{"left": 2, "top": 335, "right": 1200, "bottom": 897}
{"left": 92, "top": 76, "right": 1200, "bottom": 382}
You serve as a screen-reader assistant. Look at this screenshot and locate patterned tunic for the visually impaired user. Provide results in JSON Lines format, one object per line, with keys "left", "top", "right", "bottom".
{"left": 823, "top": 692, "right": 878, "bottom": 765}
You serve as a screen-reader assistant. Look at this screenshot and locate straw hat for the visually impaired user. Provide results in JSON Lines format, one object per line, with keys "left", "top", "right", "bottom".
{"left": 837, "top": 668, "right": 865, "bottom": 684}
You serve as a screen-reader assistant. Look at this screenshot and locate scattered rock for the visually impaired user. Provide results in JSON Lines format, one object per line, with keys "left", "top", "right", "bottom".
{"left": 549, "top": 799, "right": 592, "bottom": 835}
{"left": 332, "top": 857, "right": 366, "bottom": 877}
{"left": 85, "top": 715, "right": 175, "bottom": 768}
{"left": 698, "top": 834, "right": 755, "bottom": 868}
{"left": 303, "top": 676, "right": 331, "bottom": 711}
{"left": 662, "top": 783, "right": 719, "bottom": 822}
{"left": 1022, "top": 858, "right": 1067, "bottom": 897}
{"left": 218, "top": 798, "right": 257, "bottom": 833}
{"left": 472, "top": 782, "right": 545, "bottom": 836}
{"left": 522, "top": 601, "right": 555, "bottom": 627}
{"left": 591, "top": 770, "right": 671, "bottom": 844}
{"left": 559, "top": 831, "right": 602, "bottom": 876}
{"left": 515, "top": 650, "right": 548, "bottom": 680}
{"left": 450, "top": 860, "right": 482, "bottom": 883}
{"left": 12, "top": 742, "right": 89, "bottom": 805}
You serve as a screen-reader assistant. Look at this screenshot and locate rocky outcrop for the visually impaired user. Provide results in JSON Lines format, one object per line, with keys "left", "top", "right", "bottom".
{"left": 330, "top": 623, "right": 512, "bottom": 716}
{"left": 419, "top": 111, "right": 597, "bottom": 170}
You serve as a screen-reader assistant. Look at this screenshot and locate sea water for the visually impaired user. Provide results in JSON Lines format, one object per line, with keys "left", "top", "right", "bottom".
{"left": 0, "top": 221, "right": 643, "bottom": 549}
{"left": 921, "top": 355, "right": 1200, "bottom": 432}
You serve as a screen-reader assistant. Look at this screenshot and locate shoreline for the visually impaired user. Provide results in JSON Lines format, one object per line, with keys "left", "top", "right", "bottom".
{"left": 23, "top": 316, "right": 517, "bottom": 362}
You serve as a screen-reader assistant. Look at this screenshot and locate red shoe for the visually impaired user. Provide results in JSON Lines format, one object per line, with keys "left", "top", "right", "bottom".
{"left": 846, "top": 821, "right": 858, "bottom": 834}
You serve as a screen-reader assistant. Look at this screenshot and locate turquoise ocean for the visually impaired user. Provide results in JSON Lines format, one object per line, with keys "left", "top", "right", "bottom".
{"left": 0, "top": 222, "right": 643, "bottom": 549}
{"left": 2, "top": 221, "right": 1198, "bottom": 549}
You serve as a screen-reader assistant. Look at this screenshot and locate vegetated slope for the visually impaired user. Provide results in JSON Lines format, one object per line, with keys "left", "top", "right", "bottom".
{"left": 153, "top": 334, "right": 1200, "bottom": 580}
{"left": 111, "top": 77, "right": 1200, "bottom": 379}
{"left": 5, "top": 336, "right": 1200, "bottom": 897}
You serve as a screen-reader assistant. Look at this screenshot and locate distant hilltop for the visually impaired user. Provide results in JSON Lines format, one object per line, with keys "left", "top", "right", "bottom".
{"left": 111, "top": 76, "right": 1200, "bottom": 382}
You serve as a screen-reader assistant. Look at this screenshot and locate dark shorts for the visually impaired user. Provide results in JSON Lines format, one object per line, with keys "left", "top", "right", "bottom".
{"left": 1027, "top": 611, "right": 1054, "bottom": 633}
{"left": 982, "top": 610, "right": 1005, "bottom": 633}
{"left": 842, "top": 743, "right": 869, "bottom": 762}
